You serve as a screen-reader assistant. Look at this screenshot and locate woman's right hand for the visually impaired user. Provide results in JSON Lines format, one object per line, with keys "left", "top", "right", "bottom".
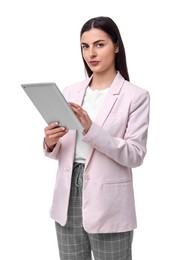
{"left": 44, "top": 122, "right": 68, "bottom": 151}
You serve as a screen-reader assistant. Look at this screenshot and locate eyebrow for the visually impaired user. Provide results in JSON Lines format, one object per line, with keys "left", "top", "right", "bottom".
{"left": 81, "top": 39, "right": 105, "bottom": 45}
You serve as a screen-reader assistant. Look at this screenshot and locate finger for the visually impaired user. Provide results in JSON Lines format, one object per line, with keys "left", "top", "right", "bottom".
{"left": 69, "top": 102, "right": 79, "bottom": 108}
{"left": 76, "top": 108, "right": 87, "bottom": 118}
{"left": 49, "top": 129, "right": 68, "bottom": 139}
{"left": 44, "top": 122, "right": 59, "bottom": 131}
{"left": 45, "top": 126, "right": 67, "bottom": 137}
{"left": 70, "top": 104, "right": 85, "bottom": 115}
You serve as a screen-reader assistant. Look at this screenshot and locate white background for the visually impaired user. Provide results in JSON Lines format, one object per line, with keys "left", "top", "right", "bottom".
{"left": 0, "top": 0, "right": 170, "bottom": 259}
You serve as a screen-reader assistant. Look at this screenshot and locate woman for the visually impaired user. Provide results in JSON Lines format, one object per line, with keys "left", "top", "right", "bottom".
{"left": 44, "top": 16, "right": 150, "bottom": 260}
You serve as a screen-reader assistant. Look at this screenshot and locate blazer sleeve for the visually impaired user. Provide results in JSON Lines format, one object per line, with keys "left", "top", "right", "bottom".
{"left": 82, "top": 90, "right": 150, "bottom": 168}
{"left": 43, "top": 138, "right": 61, "bottom": 160}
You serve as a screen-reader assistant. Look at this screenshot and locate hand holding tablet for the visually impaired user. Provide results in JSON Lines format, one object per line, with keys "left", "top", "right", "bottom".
{"left": 21, "top": 82, "right": 83, "bottom": 130}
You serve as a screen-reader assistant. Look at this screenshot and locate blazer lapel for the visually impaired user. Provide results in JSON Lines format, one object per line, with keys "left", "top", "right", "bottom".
{"left": 94, "top": 72, "right": 125, "bottom": 126}
{"left": 69, "top": 77, "right": 92, "bottom": 105}
{"left": 85, "top": 73, "right": 125, "bottom": 170}
{"left": 68, "top": 72, "right": 125, "bottom": 129}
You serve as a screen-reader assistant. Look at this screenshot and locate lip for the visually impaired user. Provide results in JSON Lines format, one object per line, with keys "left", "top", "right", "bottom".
{"left": 89, "top": 61, "right": 100, "bottom": 66}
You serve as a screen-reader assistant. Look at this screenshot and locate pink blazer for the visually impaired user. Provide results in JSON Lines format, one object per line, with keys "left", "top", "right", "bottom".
{"left": 44, "top": 72, "right": 150, "bottom": 233}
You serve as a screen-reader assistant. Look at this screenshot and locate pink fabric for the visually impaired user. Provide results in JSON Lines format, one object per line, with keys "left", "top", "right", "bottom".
{"left": 44, "top": 72, "right": 150, "bottom": 233}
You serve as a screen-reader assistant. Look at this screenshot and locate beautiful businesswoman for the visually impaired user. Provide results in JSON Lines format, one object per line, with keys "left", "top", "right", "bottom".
{"left": 43, "top": 16, "right": 150, "bottom": 260}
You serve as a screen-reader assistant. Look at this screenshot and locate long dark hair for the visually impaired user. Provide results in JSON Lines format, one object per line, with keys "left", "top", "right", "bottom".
{"left": 80, "top": 16, "right": 130, "bottom": 81}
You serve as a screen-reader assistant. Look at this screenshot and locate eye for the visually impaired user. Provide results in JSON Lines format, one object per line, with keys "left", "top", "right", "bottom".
{"left": 81, "top": 44, "right": 89, "bottom": 50}
{"left": 96, "top": 43, "right": 104, "bottom": 48}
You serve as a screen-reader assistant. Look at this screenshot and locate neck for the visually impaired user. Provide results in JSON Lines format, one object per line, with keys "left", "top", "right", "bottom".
{"left": 90, "top": 70, "right": 117, "bottom": 90}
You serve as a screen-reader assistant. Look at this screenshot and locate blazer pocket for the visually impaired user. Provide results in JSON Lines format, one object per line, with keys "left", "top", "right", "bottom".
{"left": 102, "top": 179, "right": 132, "bottom": 192}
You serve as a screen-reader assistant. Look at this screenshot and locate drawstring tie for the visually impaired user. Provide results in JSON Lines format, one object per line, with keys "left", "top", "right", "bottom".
{"left": 73, "top": 163, "right": 85, "bottom": 188}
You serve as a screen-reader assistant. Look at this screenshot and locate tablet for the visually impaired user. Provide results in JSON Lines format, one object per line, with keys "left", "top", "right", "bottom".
{"left": 21, "top": 82, "right": 83, "bottom": 130}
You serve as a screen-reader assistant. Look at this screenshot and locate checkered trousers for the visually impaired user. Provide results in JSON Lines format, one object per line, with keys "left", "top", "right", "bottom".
{"left": 55, "top": 163, "right": 133, "bottom": 260}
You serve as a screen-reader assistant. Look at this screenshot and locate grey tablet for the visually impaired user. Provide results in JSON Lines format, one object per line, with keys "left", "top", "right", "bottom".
{"left": 21, "top": 82, "right": 83, "bottom": 130}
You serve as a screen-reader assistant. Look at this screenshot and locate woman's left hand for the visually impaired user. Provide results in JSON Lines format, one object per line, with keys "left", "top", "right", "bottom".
{"left": 69, "top": 102, "right": 92, "bottom": 133}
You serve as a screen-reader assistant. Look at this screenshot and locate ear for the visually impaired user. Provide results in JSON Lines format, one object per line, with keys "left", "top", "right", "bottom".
{"left": 115, "top": 46, "right": 119, "bottom": 53}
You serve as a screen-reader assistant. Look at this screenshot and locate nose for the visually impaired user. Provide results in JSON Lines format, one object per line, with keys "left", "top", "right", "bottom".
{"left": 89, "top": 46, "right": 96, "bottom": 58}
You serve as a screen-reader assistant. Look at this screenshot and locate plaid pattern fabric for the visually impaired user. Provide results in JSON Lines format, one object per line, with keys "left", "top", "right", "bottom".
{"left": 55, "top": 163, "right": 133, "bottom": 260}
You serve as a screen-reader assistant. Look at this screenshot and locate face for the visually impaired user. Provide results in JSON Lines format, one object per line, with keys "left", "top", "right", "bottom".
{"left": 81, "top": 28, "right": 118, "bottom": 74}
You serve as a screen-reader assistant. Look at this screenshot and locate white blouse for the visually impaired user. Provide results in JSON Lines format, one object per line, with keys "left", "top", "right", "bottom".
{"left": 74, "top": 86, "right": 109, "bottom": 163}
